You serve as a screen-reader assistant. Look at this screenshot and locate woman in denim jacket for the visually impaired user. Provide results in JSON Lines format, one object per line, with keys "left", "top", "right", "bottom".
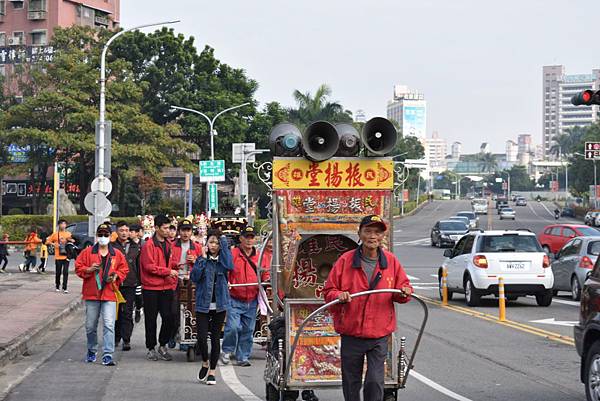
{"left": 190, "top": 229, "right": 233, "bottom": 385}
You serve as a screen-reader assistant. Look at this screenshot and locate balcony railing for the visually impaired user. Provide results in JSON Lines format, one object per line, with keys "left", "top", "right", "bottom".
{"left": 27, "top": 10, "right": 47, "bottom": 20}
{"left": 94, "top": 15, "right": 109, "bottom": 26}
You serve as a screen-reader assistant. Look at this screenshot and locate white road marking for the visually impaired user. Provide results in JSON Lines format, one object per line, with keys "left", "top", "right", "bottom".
{"left": 394, "top": 229, "right": 403, "bottom": 233}
{"left": 395, "top": 238, "right": 430, "bottom": 246}
{"left": 431, "top": 274, "right": 438, "bottom": 278}
{"left": 410, "top": 370, "right": 474, "bottom": 401}
{"left": 220, "top": 364, "right": 263, "bottom": 401}
{"left": 539, "top": 202, "right": 555, "bottom": 217}
{"left": 525, "top": 295, "right": 579, "bottom": 307}
{"left": 529, "top": 318, "right": 578, "bottom": 327}
{"left": 407, "top": 274, "right": 420, "bottom": 281}
{"left": 413, "top": 286, "right": 438, "bottom": 290}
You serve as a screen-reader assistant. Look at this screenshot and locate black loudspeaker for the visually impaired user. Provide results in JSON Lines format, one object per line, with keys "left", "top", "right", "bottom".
{"left": 335, "top": 123, "right": 361, "bottom": 157}
{"left": 361, "top": 117, "right": 398, "bottom": 156}
{"left": 269, "top": 123, "right": 302, "bottom": 157}
{"left": 302, "top": 121, "right": 340, "bottom": 162}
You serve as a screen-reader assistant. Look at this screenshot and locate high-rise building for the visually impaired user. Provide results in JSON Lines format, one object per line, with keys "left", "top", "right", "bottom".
{"left": 386, "top": 85, "right": 427, "bottom": 138}
{"left": 423, "top": 131, "right": 447, "bottom": 172}
{"left": 517, "top": 134, "right": 532, "bottom": 155}
{"left": 451, "top": 141, "right": 462, "bottom": 159}
{"left": 542, "top": 65, "right": 600, "bottom": 159}
{"left": 354, "top": 109, "right": 366, "bottom": 123}
{"left": 505, "top": 140, "right": 518, "bottom": 162}
{"left": 0, "top": 0, "right": 120, "bottom": 81}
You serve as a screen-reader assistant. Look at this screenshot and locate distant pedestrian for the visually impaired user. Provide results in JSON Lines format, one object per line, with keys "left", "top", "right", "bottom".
{"left": 129, "top": 224, "right": 144, "bottom": 324}
{"left": 0, "top": 234, "right": 9, "bottom": 272}
{"left": 75, "top": 223, "right": 129, "bottom": 366}
{"left": 22, "top": 229, "right": 41, "bottom": 272}
{"left": 140, "top": 215, "right": 178, "bottom": 362}
{"left": 37, "top": 235, "right": 48, "bottom": 273}
{"left": 113, "top": 221, "right": 141, "bottom": 352}
{"left": 168, "top": 224, "right": 177, "bottom": 243}
{"left": 191, "top": 229, "right": 232, "bottom": 385}
{"left": 46, "top": 219, "right": 75, "bottom": 293}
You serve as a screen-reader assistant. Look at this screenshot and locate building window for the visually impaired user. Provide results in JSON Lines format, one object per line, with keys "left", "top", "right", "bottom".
{"left": 0, "top": 32, "right": 5, "bottom": 46}
{"left": 0, "top": 1, "right": 5, "bottom": 15}
{"left": 29, "top": 0, "right": 45, "bottom": 11}
{"left": 30, "top": 30, "right": 46, "bottom": 45}
{"left": 11, "top": 31, "right": 24, "bottom": 45}
{"left": 12, "top": 0, "right": 23, "bottom": 10}
{"left": 0, "top": 65, "right": 5, "bottom": 77}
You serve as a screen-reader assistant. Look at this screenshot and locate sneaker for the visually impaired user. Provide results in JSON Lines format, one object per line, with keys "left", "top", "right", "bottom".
{"left": 86, "top": 350, "right": 97, "bottom": 363}
{"left": 197, "top": 365, "right": 209, "bottom": 382}
{"left": 63, "top": 289, "right": 69, "bottom": 294}
{"left": 157, "top": 346, "right": 173, "bottom": 361}
{"left": 55, "top": 288, "right": 60, "bottom": 292}
{"left": 122, "top": 342, "right": 131, "bottom": 351}
{"left": 237, "top": 360, "right": 251, "bottom": 367}
{"left": 18, "top": 264, "right": 23, "bottom": 272}
{"left": 206, "top": 374, "right": 216, "bottom": 385}
{"left": 220, "top": 352, "right": 231, "bottom": 365}
{"left": 102, "top": 355, "right": 116, "bottom": 366}
{"left": 146, "top": 349, "right": 159, "bottom": 361}
{"left": 134, "top": 309, "right": 141, "bottom": 323}
{"left": 0, "top": 269, "right": 6, "bottom": 274}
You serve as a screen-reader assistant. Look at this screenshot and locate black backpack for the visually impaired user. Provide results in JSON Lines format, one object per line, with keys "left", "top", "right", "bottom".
{"left": 65, "top": 243, "right": 78, "bottom": 260}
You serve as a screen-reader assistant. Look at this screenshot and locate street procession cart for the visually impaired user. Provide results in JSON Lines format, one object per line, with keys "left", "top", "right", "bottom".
{"left": 256, "top": 118, "right": 429, "bottom": 401}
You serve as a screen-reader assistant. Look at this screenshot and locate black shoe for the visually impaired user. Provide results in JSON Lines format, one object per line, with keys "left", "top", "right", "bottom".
{"left": 122, "top": 343, "right": 131, "bottom": 351}
{"left": 134, "top": 309, "right": 141, "bottom": 323}
{"left": 197, "top": 365, "right": 209, "bottom": 382}
{"left": 206, "top": 374, "right": 216, "bottom": 385}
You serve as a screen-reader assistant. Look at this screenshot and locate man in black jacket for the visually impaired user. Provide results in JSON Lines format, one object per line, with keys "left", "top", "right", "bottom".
{"left": 113, "top": 221, "right": 141, "bottom": 351}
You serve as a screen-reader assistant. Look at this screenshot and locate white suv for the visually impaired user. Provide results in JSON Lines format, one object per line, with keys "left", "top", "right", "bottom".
{"left": 438, "top": 230, "right": 554, "bottom": 307}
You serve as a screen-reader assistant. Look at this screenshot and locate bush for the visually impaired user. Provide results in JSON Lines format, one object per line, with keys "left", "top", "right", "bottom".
{"left": 7, "top": 208, "right": 24, "bottom": 215}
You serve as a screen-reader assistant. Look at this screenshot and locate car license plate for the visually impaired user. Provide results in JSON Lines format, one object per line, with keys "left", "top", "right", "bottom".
{"left": 501, "top": 261, "right": 529, "bottom": 271}
{"left": 450, "top": 235, "right": 461, "bottom": 240}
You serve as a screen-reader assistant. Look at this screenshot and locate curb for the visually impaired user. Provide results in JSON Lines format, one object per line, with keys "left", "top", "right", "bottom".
{"left": 393, "top": 200, "right": 430, "bottom": 219}
{"left": 0, "top": 297, "right": 82, "bottom": 368}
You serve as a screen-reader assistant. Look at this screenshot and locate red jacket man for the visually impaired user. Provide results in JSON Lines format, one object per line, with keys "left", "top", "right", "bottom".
{"left": 75, "top": 243, "right": 129, "bottom": 302}
{"left": 323, "top": 215, "right": 413, "bottom": 401}
{"left": 228, "top": 229, "right": 270, "bottom": 302}
{"left": 140, "top": 235, "right": 177, "bottom": 291}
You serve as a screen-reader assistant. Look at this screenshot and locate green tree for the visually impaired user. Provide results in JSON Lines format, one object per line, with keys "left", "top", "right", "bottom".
{"left": 506, "top": 165, "right": 534, "bottom": 191}
{"left": 288, "top": 84, "right": 353, "bottom": 127}
{"left": 393, "top": 135, "right": 425, "bottom": 160}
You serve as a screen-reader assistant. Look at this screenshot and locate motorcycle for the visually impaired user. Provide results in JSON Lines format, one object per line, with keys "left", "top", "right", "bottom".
{"left": 554, "top": 210, "right": 560, "bottom": 220}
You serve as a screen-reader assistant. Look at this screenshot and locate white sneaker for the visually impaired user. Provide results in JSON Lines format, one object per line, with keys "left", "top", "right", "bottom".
{"left": 63, "top": 289, "right": 69, "bottom": 294}
{"left": 220, "top": 352, "right": 231, "bottom": 365}
{"left": 55, "top": 288, "right": 60, "bottom": 292}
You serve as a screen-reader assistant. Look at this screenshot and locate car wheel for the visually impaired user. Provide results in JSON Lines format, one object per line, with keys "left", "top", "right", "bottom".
{"left": 535, "top": 289, "right": 553, "bottom": 307}
{"left": 431, "top": 237, "right": 436, "bottom": 247}
{"left": 542, "top": 245, "right": 552, "bottom": 256}
{"left": 585, "top": 341, "right": 600, "bottom": 401}
{"left": 464, "top": 276, "right": 481, "bottom": 307}
{"left": 506, "top": 295, "right": 518, "bottom": 301}
{"left": 571, "top": 276, "right": 582, "bottom": 301}
{"left": 438, "top": 275, "right": 453, "bottom": 301}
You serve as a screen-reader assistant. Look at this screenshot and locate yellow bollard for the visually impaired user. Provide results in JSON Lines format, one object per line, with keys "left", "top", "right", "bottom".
{"left": 498, "top": 276, "right": 506, "bottom": 321}
{"left": 442, "top": 268, "right": 449, "bottom": 306}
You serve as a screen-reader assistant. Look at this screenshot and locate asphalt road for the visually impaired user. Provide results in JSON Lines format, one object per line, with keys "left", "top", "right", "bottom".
{"left": 0, "top": 200, "right": 588, "bottom": 401}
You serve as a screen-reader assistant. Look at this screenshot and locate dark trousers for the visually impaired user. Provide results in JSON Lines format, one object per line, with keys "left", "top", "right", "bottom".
{"left": 143, "top": 289, "right": 173, "bottom": 350}
{"left": 196, "top": 310, "right": 226, "bottom": 369}
{"left": 135, "top": 286, "right": 143, "bottom": 310}
{"left": 24, "top": 251, "right": 36, "bottom": 270}
{"left": 38, "top": 258, "right": 46, "bottom": 271}
{"left": 55, "top": 259, "right": 69, "bottom": 290}
{"left": 341, "top": 335, "right": 388, "bottom": 401}
{"left": 115, "top": 287, "right": 136, "bottom": 344}
{"left": 0, "top": 255, "right": 7, "bottom": 269}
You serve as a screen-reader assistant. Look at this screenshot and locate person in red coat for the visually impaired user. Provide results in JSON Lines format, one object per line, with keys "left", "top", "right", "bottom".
{"left": 323, "top": 215, "right": 413, "bottom": 401}
{"left": 75, "top": 223, "right": 129, "bottom": 366}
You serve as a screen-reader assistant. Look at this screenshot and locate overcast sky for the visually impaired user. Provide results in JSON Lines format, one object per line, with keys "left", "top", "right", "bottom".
{"left": 121, "top": 0, "right": 599, "bottom": 153}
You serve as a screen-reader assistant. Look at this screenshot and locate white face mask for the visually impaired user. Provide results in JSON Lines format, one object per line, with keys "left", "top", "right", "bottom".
{"left": 98, "top": 237, "right": 110, "bottom": 246}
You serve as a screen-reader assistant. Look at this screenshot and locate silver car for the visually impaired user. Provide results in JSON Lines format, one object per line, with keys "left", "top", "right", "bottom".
{"left": 456, "top": 211, "right": 478, "bottom": 228}
{"left": 448, "top": 216, "right": 471, "bottom": 227}
{"left": 551, "top": 236, "right": 600, "bottom": 300}
{"left": 499, "top": 207, "right": 516, "bottom": 220}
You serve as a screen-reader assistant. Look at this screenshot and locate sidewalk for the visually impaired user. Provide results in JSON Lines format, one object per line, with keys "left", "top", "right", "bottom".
{"left": 0, "top": 255, "right": 81, "bottom": 367}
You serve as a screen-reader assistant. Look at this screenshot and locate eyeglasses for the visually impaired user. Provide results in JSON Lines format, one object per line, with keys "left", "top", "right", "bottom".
{"left": 97, "top": 233, "right": 110, "bottom": 238}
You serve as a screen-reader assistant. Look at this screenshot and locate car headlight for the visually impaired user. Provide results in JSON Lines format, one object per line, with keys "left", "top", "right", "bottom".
{"left": 441, "top": 234, "right": 450, "bottom": 239}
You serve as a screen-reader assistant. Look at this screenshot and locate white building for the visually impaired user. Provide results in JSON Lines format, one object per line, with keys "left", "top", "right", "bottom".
{"left": 451, "top": 142, "right": 462, "bottom": 159}
{"left": 480, "top": 143, "right": 491, "bottom": 154}
{"left": 386, "top": 85, "right": 427, "bottom": 138}
{"left": 506, "top": 140, "right": 518, "bottom": 162}
{"left": 354, "top": 109, "right": 366, "bottom": 123}
{"left": 542, "top": 66, "right": 600, "bottom": 159}
{"left": 423, "top": 131, "right": 447, "bottom": 173}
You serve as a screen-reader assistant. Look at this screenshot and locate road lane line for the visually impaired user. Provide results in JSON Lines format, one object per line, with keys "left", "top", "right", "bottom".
{"left": 410, "top": 371, "right": 474, "bottom": 401}
{"left": 407, "top": 274, "right": 420, "bottom": 281}
{"left": 539, "top": 202, "right": 554, "bottom": 217}
{"left": 220, "top": 364, "right": 263, "bottom": 401}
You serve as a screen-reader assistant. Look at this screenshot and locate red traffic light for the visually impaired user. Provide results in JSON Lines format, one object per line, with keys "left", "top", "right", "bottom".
{"left": 572, "top": 90, "right": 599, "bottom": 106}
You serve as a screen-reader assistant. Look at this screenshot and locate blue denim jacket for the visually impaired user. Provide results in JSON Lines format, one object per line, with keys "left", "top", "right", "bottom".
{"left": 190, "top": 236, "right": 233, "bottom": 313}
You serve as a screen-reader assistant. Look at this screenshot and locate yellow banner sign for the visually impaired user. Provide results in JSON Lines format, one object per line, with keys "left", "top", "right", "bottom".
{"left": 273, "top": 158, "right": 394, "bottom": 190}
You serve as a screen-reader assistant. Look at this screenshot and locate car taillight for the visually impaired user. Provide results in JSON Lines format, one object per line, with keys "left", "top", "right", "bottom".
{"left": 473, "top": 255, "right": 488, "bottom": 268}
{"left": 580, "top": 256, "right": 594, "bottom": 269}
{"left": 543, "top": 254, "right": 550, "bottom": 268}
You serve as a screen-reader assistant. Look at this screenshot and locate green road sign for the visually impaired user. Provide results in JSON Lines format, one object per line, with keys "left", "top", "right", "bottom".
{"left": 208, "top": 183, "right": 219, "bottom": 213}
{"left": 199, "top": 160, "right": 225, "bottom": 182}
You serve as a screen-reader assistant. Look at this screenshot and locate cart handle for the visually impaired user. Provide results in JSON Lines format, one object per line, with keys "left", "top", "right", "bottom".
{"left": 284, "top": 290, "right": 428, "bottom": 389}
{"left": 256, "top": 231, "right": 276, "bottom": 314}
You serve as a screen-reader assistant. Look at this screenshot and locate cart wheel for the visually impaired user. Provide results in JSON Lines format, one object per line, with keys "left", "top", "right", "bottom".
{"left": 186, "top": 347, "right": 196, "bottom": 362}
{"left": 384, "top": 389, "right": 397, "bottom": 401}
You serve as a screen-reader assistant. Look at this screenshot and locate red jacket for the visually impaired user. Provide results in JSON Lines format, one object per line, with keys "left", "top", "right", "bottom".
{"left": 323, "top": 247, "right": 412, "bottom": 339}
{"left": 169, "top": 239, "right": 203, "bottom": 284}
{"left": 140, "top": 236, "right": 177, "bottom": 291}
{"left": 229, "top": 247, "right": 270, "bottom": 302}
{"left": 75, "top": 244, "right": 129, "bottom": 302}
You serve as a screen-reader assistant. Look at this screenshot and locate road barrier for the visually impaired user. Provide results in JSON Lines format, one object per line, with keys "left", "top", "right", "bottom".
{"left": 498, "top": 277, "right": 506, "bottom": 321}
{"left": 441, "top": 268, "right": 449, "bottom": 306}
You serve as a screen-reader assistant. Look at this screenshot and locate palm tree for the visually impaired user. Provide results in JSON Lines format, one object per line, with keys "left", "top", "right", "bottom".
{"left": 479, "top": 152, "right": 498, "bottom": 173}
{"left": 289, "top": 84, "right": 353, "bottom": 126}
{"left": 550, "top": 132, "right": 572, "bottom": 159}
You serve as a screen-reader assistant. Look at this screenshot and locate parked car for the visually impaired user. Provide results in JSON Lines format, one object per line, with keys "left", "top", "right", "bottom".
{"left": 551, "top": 236, "right": 600, "bottom": 301}
{"left": 439, "top": 230, "right": 553, "bottom": 306}
{"left": 515, "top": 197, "right": 527, "bottom": 206}
{"left": 497, "top": 204, "right": 510, "bottom": 215}
{"left": 575, "top": 256, "right": 600, "bottom": 400}
{"left": 585, "top": 211, "right": 600, "bottom": 226}
{"left": 430, "top": 220, "right": 469, "bottom": 248}
{"left": 496, "top": 200, "right": 508, "bottom": 210}
{"left": 499, "top": 207, "right": 516, "bottom": 220}
{"left": 538, "top": 224, "right": 600, "bottom": 256}
{"left": 65, "top": 221, "right": 116, "bottom": 251}
{"left": 456, "top": 211, "right": 478, "bottom": 229}
{"left": 561, "top": 207, "right": 576, "bottom": 218}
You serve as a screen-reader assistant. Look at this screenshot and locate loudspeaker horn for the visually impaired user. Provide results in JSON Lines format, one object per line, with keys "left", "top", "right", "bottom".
{"left": 361, "top": 117, "right": 398, "bottom": 156}
{"left": 269, "top": 123, "right": 302, "bottom": 157}
{"left": 335, "top": 123, "right": 361, "bottom": 157}
{"left": 302, "top": 121, "right": 340, "bottom": 162}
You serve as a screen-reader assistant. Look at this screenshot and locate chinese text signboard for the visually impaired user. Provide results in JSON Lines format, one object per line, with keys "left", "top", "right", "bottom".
{"left": 284, "top": 189, "right": 385, "bottom": 216}
{"left": 0, "top": 45, "right": 55, "bottom": 65}
{"left": 273, "top": 158, "right": 394, "bottom": 190}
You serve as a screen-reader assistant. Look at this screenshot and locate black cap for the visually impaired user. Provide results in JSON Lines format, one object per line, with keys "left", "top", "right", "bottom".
{"left": 96, "top": 223, "right": 112, "bottom": 234}
{"left": 359, "top": 215, "right": 387, "bottom": 231}
{"left": 178, "top": 219, "right": 193, "bottom": 230}
{"left": 240, "top": 226, "right": 256, "bottom": 237}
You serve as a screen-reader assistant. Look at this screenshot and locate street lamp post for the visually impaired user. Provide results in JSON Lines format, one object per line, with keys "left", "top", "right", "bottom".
{"left": 95, "top": 20, "right": 179, "bottom": 229}
{"left": 576, "top": 152, "right": 597, "bottom": 208}
{"left": 240, "top": 147, "right": 268, "bottom": 222}
{"left": 170, "top": 103, "right": 250, "bottom": 216}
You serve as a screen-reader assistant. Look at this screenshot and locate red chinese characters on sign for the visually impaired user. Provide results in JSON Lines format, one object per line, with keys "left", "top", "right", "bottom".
{"left": 344, "top": 163, "right": 364, "bottom": 188}
{"left": 284, "top": 190, "right": 385, "bottom": 215}
{"left": 324, "top": 162, "right": 343, "bottom": 188}
{"left": 306, "top": 163, "right": 323, "bottom": 187}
